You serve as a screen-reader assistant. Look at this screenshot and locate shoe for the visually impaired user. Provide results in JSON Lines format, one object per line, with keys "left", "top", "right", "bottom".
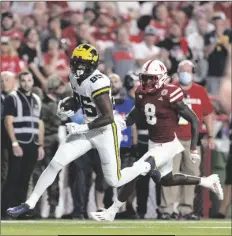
{"left": 158, "top": 212, "right": 171, "bottom": 220}
{"left": 200, "top": 174, "right": 224, "bottom": 200}
{"left": 90, "top": 208, "right": 116, "bottom": 222}
{"left": 7, "top": 203, "right": 32, "bottom": 218}
{"left": 115, "top": 210, "right": 139, "bottom": 219}
{"left": 171, "top": 212, "right": 179, "bottom": 220}
{"left": 182, "top": 212, "right": 200, "bottom": 220}
{"left": 72, "top": 215, "right": 85, "bottom": 220}
{"left": 146, "top": 156, "right": 161, "bottom": 183}
{"left": 212, "top": 213, "right": 226, "bottom": 219}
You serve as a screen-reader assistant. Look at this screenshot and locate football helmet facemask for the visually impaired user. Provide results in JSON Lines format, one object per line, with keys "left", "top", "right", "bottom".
{"left": 70, "top": 44, "right": 99, "bottom": 83}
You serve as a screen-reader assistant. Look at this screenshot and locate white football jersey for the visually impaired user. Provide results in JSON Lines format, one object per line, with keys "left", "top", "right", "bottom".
{"left": 69, "top": 69, "right": 111, "bottom": 123}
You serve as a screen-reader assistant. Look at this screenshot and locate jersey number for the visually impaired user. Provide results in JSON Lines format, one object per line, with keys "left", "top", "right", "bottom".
{"left": 74, "top": 93, "right": 97, "bottom": 117}
{"left": 144, "top": 103, "right": 157, "bottom": 125}
{"left": 90, "top": 74, "right": 103, "bottom": 83}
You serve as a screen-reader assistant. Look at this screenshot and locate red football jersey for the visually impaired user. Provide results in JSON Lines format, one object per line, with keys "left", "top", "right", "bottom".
{"left": 175, "top": 83, "right": 213, "bottom": 140}
{"left": 135, "top": 84, "right": 184, "bottom": 143}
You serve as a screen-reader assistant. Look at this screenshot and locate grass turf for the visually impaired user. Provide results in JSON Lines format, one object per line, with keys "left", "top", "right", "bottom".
{"left": 1, "top": 219, "right": 231, "bottom": 235}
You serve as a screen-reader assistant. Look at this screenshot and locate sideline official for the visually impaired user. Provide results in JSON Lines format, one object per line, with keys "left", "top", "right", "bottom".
{"left": 2, "top": 71, "right": 45, "bottom": 216}
{"left": 1, "top": 71, "right": 17, "bottom": 192}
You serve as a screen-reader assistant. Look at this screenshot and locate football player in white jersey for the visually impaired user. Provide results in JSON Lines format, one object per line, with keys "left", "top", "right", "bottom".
{"left": 7, "top": 44, "right": 156, "bottom": 218}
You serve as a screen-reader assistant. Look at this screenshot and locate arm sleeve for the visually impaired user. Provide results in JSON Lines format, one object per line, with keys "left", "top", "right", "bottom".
{"left": 3, "top": 95, "right": 16, "bottom": 116}
{"left": 168, "top": 85, "right": 184, "bottom": 104}
{"left": 104, "top": 46, "right": 114, "bottom": 70}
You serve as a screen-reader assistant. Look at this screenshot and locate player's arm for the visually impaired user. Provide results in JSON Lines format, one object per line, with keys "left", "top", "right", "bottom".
{"left": 126, "top": 106, "right": 141, "bottom": 126}
{"left": 172, "top": 100, "right": 200, "bottom": 150}
{"left": 88, "top": 93, "right": 114, "bottom": 129}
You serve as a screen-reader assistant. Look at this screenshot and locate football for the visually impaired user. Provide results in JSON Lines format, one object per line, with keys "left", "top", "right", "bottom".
{"left": 61, "top": 97, "right": 80, "bottom": 113}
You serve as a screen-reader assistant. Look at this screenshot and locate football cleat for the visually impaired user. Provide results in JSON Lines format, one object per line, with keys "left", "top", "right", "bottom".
{"left": 200, "top": 174, "right": 224, "bottom": 200}
{"left": 90, "top": 209, "right": 116, "bottom": 222}
{"left": 7, "top": 203, "right": 31, "bottom": 218}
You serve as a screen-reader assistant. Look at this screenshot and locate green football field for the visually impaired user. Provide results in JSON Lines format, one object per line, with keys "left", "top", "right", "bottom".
{"left": 1, "top": 219, "right": 231, "bottom": 235}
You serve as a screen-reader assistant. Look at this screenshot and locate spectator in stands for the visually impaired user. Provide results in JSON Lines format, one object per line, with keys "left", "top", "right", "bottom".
{"left": 1, "top": 71, "right": 17, "bottom": 194}
{"left": 41, "top": 16, "right": 62, "bottom": 52}
{"left": 19, "top": 28, "right": 47, "bottom": 90}
{"left": 187, "top": 17, "right": 209, "bottom": 84}
{"left": 2, "top": 71, "right": 45, "bottom": 218}
{"left": 104, "top": 26, "right": 136, "bottom": 81}
{"left": 151, "top": 3, "right": 172, "bottom": 43}
{"left": 159, "top": 60, "right": 214, "bottom": 220}
{"left": 204, "top": 12, "right": 232, "bottom": 95}
{"left": 1, "top": 36, "right": 26, "bottom": 75}
{"left": 76, "top": 22, "right": 96, "bottom": 46}
{"left": 134, "top": 25, "right": 161, "bottom": 69}
{"left": 1, "top": 1, "right": 12, "bottom": 14}
{"left": 1, "top": 11, "right": 23, "bottom": 39}
{"left": 62, "top": 11, "right": 84, "bottom": 56}
{"left": 157, "top": 21, "right": 193, "bottom": 76}
{"left": 43, "top": 38, "right": 70, "bottom": 83}
{"left": 20, "top": 15, "right": 36, "bottom": 32}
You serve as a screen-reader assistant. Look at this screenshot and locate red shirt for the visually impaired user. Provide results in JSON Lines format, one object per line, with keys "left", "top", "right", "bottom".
{"left": 175, "top": 83, "right": 213, "bottom": 140}
{"left": 62, "top": 26, "right": 77, "bottom": 56}
{"left": 43, "top": 51, "right": 69, "bottom": 83}
{"left": 2, "top": 29, "right": 23, "bottom": 40}
{"left": 135, "top": 84, "right": 184, "bottom": 143}
{"left": 1, "top": 55, "right": 23, "bottom": 74}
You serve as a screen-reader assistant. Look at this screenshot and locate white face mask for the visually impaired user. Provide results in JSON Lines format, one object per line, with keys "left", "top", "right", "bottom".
{"left": 179, "top": 72, "right": 192, "bottom": 85}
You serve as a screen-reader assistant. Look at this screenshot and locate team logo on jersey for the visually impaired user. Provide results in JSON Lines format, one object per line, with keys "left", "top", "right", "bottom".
{"left": 139, "top": 95, "right": 143, "bottom": 98}
{"left": 161, "top": 89, "right": 168, "bottom": 96}
{"left": 158, "top": 97, "right": 163, "bottom": 101}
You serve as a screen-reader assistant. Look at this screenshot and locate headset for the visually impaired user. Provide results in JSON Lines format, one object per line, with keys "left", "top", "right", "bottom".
{"left": 124, "top": 71, "right": 140, "bottom": 91}
{"left": 177, "top": 60, "right": 196, "bottom": 74}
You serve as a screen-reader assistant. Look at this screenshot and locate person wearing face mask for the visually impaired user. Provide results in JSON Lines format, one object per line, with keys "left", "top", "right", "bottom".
{"left": 158, "top": 60, "right": 215, "bottom": 220}
{"left": 2, "top": 71, "right": 45, "bottom": 219}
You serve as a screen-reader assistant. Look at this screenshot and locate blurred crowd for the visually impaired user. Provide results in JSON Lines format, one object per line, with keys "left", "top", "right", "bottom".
{"left": 1, "top": 1, "right": 231, "bottom": 220}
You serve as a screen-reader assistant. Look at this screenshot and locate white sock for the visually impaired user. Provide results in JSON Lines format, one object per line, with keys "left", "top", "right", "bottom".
{"left": 115, "top": 161, "right": 151, "bottom": 187}
{"left": 109, "top": 199, "right": 125, "bottom": 213}
{"left": 26, "top": 160, "right": 63, "bottom": 209}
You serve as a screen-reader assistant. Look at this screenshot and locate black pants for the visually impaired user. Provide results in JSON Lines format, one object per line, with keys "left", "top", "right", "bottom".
{"left": 1, "top": 142, "right": 38, "bottom": 216}
{"left": 136, "top": 142, "right": 161, "bottom": 217}
{"left": 32, "top": 135, "right": 60, "bottom": 216}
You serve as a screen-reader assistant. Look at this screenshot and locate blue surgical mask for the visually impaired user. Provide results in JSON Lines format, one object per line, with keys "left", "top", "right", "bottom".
{"left": 179, "top": 72, "right": 192, "bottom": 85}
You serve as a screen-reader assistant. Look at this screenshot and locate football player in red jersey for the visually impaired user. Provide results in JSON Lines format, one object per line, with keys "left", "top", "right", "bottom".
{"left": 90, "top": 60, "right": 224, "bottom": 221}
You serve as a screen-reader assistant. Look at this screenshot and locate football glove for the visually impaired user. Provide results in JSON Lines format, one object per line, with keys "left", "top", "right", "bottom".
{"left": 57, "top": 97, "right": 75, "bottom": 120}
{"left": 190, "top": 149, "right": 200, "bottom": 163}
{"left": 66, "top": 122, "right": 89, "bottom": 135}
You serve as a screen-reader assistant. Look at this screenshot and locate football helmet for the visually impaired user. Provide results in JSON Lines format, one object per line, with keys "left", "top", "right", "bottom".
{"left": 139, "top": 60, "right": 170, "bottom": 94}
{"left": 70, "top": 43, "right": 99, "bottom": 83}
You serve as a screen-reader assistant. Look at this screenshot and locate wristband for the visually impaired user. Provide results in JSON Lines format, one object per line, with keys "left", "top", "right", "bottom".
{"left": 12, "top": 142, "right": 19, "bottom": 147}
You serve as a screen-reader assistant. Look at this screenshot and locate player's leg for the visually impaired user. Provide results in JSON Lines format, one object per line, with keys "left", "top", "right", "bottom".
{"left": 159, "top": 151, "right": 182, "bottom": 219}
{"left": 7, "top": 134, "right": 92, "bottom": 218}
{"left": 90, "top": 139, "right": 177, "bottom": 222}
{"left": 93, "top": 122, "right": 155, "bottom": 188}
{"left": 178, "top": 143, "right": 201, "bottom": 218}
{"left": 160, "top": 171, "right": 223, "bottom": 200}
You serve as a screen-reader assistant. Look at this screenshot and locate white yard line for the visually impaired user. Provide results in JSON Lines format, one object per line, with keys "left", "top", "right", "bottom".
{"left": 1, "top": 220, "right": 231, "bottom": 225}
